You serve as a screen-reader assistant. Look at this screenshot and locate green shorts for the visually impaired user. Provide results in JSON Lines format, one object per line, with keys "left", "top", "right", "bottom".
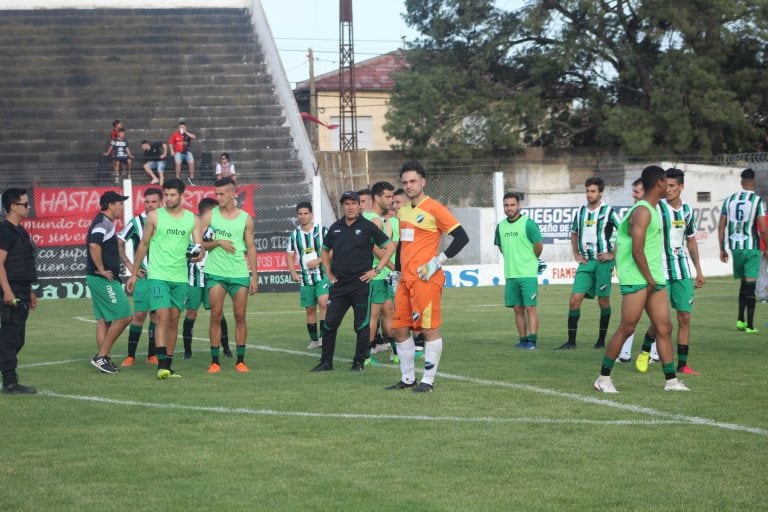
{"left": 731, "top": 249, "right": 761, "bottom": 279}
{"left": 86, "top": 274, "right": 132, "bottom": 321}
{"left": 205, "top": 273, "right": 250, "bottom": 298}
{"left": 619, "top": 282, "right": 666, "bottom": 296}
{"left": 185, "top": 286, "right": 210, "bottom": 311}
{"left": 369, "top": 279, "right": 391, "bottom": 305}
{"left": 572, "top": 259, "right": 614, "bottom": 299}
{"left": 668, "top": 278, "right": 694, "bottom": 313}
{"left": 504, "top": 277, "right": 538, "bottom": 307}
{"left": 132, "top": 277, "right": 152, "bottom": 313}
{"left": 148, "top": 279, "right": 189, "bottom": 311}
{"left": 300, "top": 278, "right": 330, "bottom": 308}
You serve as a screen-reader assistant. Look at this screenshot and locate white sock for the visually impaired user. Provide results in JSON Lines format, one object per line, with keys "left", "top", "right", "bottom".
{"left": 397, "top": 337, "right": 416, "bottom": 384}
{"left": 620, "top": 333, "right": 634, "bottom": 359}
{"left": 650, "top": 341, "right": 658, "bottom": 360}
{"left": 421, "top": 338, "right": 443, "bottom": 385}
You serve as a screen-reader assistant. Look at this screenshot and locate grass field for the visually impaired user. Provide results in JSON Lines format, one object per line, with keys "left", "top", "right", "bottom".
{"left": 3, "top": 277, "right": 767, "bottom": 511}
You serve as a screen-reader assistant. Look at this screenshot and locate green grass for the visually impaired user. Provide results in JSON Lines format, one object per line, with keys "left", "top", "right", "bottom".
{"left": 3, "top": 278, "right": 767, "bottom": 511}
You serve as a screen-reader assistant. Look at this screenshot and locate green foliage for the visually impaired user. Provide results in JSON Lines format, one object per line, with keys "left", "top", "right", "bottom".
{"left": 388, "top": 0, "right": 768, "bottom": 157}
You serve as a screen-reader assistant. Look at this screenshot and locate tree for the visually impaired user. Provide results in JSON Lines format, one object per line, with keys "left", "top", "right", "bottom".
{"left": 385, "top": 0, "right": 768, "bottom": 157}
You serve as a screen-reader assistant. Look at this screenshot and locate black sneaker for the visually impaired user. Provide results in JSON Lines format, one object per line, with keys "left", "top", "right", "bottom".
{"left": 350, "top": 361, "right": 364, "bottom": 371}
{"left": 310, "top": 361, "right": 333, "bottom": 372}
{"left": 184, "top": 351, "right": 193, "bottom": 359}
{"left": 1, "top": 383, "right": 37, "bottom": 394}
{"left": 91, "top": 355, "right": 117, "bottom": 374}
{"left": 618, "top": 357, "right": 631, "bottom": 363}
{"left": 384, "top": 380, "right": 417, "bottom": 390}
{"left": 412, "top": 382, "right": 433, "bottom": 393}
{"left": 556, "top": 342, "right": 577, "bottom": 350}
{"left": 593, "top": 340, "right": 605, "bottom": 349}
{"left": 104, "top": 356, "right": 119, "bottom": 372}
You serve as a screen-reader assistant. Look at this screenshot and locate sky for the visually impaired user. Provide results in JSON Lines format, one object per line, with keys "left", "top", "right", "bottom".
{"left": 260, "top": 0, "right": 419, "bottom": 88}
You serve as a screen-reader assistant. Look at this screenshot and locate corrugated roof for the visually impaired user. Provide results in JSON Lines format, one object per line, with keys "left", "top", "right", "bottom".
{"left": 295, "top": 51, "right": 407, "bottom": 92}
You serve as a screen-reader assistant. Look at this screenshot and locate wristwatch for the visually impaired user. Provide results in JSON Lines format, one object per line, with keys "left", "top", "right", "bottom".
{"left": 374, "top": 267, "right": 382, "bottom": 274}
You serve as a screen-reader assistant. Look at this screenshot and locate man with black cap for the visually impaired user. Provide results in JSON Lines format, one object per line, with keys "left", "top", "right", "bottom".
{"left": 718, "top": 168, "right": 768, "bottom": 333}
{"left": 86, "top": 190, "right": 133, "bottom": 374}
{"left": 0, "top": 188, "right": 38, "bottom": 394}
{"left": 311, "top": 191, "right": 395, "bottom": 372}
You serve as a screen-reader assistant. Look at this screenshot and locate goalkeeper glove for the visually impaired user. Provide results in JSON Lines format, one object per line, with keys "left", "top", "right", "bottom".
{"left": 537, "top": 258, "right": 547, "bottom": 275}
{"left": 388, "top": 271, "right": 401, "bottom": 294}
{"left": 186, "top": 243, "right": 202, "bottom": 259}
{"left": 416, "top": 253, "right": 447, "bottom": 281}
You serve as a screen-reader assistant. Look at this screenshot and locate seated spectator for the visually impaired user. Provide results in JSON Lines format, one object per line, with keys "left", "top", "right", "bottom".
{"left": 103, "top": 127, "right": 133, "bottom": 184}
{"left": 168, "top": 121, "right": 197, "bottom": 185}
{"left": 215, "top": 153, "right": 237, "bottom": 182}
{"left": 140, "top": 140, "right": 167, "bottom": 185}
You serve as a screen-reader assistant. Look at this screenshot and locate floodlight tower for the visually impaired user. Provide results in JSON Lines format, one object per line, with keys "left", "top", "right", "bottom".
{"left": 338, "top": 0, "right": 358, "bottom": 152}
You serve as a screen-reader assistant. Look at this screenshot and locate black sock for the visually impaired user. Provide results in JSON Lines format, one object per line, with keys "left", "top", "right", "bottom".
{"left": 319, "top": 320, "right": 326, "bottom": 338}
{"left": 182, "top": 318, "right": 194, "bottom": 353}
{"left": 744, "top": 281, "right": 757, "bottom": 328}
{"left": 148, "top": 321, "right": 157, "bottom": 357}
{"left": 127, "top": 324, "right": 142, "bottom": 358}
{"left": 236, "top": 345, "right": 245, "bottom": 364}
{"left": 220, "top": 318, "right": 230, "bottom": 351}
{"left": 597, "top": 308, "right": 611, "bottom": 344}
{"left": 307, "top": 323, "right": 318, "bottom": 342}
{"left": 567, "top": 309, "right": 580, "bottom": 344}
{"left": 156, "top": 347, "right": 168, "bottom": 369}
{"left": 738, "top": 281, "right": 747, "bottom": 322}
{"left": 166, "top": 354, "right": 174, "bottom": 371}
{"left": 388, "top": 336, "right": 397, "bottom": 355}
{"left": 641, "top": 333, "right": 655, "bottom": 353}
{"left": 677, "top": 344, "right": 689, "bottom": 370}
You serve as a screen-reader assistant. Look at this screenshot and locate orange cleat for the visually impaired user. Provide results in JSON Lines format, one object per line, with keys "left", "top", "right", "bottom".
{"left": 146, "top": 355, "right": 159, "bottom": 365}
{"left": 679, "top": 365, "right": 701, "bottom": 376}
{"left": 207, "top": 363, "right": 221, "bottom": 373}
{"left": 120, "top": 356, "right": 135, "bottom": 367}
{"left": 235, "top": 362, "right": 250, "bottom": 373}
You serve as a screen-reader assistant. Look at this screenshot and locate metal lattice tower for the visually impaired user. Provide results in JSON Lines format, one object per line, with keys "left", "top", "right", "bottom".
{"left": 338, "top": 0, "right": 357, "bottom": 152}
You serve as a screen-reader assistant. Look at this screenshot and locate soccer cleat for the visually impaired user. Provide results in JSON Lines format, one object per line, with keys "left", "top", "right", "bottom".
{"left": 157, "top": 369, "right": 171, "bottom": 379}
{"left": 617, "top": 357, "right": 631, "bottom": 363}
{"left": 736, "top": 320, "right": 747, "bottom": 331}
{"left": 235, "top": 362, "right": 250, "bottom": 373}
{"left": 524, "top": 341, "right": 537, "bottom": 350}
{"left": 183, "top": 351, "right": 192, "bottom": 359}
{"left": 635, "top": 351, "right": 650, "bottom": 373}
{"left": 745, "top": 327, "right": 759, "bottom": 334}
{"left": 306, "top": 340, "right": 322, "bottom": 349}
{"left": 372, "top": 343, "right": 389, "bottom": 354}
{"left": 593, "top": 376, "right": 618, "bottom": 393}
{"left": 120, "top": 356, "right": 136, "bottom": 367}
{"left": 557, "top": 341, "right": 576, "bottom": 350}
{"left": 385, "top": 380, "right": 417, "bottom": 390}
{"left": 415, "top": 349, "right": 425, "bottom": 360}
{"left": 364, "top": 356, "right": 381, "bottom": 367}
{"left": 593, "top": 340, "right": 605, "bottom": 349}
{"left": 513, "top": 341, "right": 528, "bottom": 349}
{"left": 350, "top": 361, "right": 364, "bottom": 371}
{"left": 311, "top": 362, "right": 333, "bottom": 372}
{"left": 412, "top": 382, "right": 433, "bottom": 393}
{"left": 91, "top": 355, "right": 117, "bottom": 374}
{"left": 146, "top": 355, "right": 159, "bottom": 365}
{"left": 1, "top": 383, "right": 36, "bottom": 394}
{"left": 207, "top": 363, "right": 221, "bottom": 373}
{"left": 664, "top": 378, "right": 689, "bottom": 391}
{"left": 679, "top": 365, "right": 701, "bottom": 376}
{"left": 390, "top": 354, "right": 400, "bottom": 364}
{"left": 168, "top": 370, "right": 182, "bottom": 378}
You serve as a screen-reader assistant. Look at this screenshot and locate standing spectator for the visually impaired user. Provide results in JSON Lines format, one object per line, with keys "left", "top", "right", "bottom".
{"left": 168, "top": 121, "right": 197, "bottom": 185}
{"left": 758, "top": 212, "right": 768, "bottom": 303}
{"left": 215, "top": 153, "right": 236, "bottom": 182}
{"left": 103, "top": 128, "right": 133, "bottom": 184}
{"left": 200, "top": 177, "right": 259, "bottom": 373}
{"left": 718, "top": 168, "right": 768, "bottom": 333}
{"left": 140, "top": 140, "right": 166, "bottom": 185}
{"left": 386, "top": 161, "right": 469, "bottom": 393}
{"left": 86, "top": 191, "right": 133, "bottom": 374}
{"left": 286, "top": 201, "right": 329, "bottom": 350}
{"left": 558, "top": 177, "right": 620, "bottom": 350}
{"left": 311, "top": 191, "right": 394, "bottom": 372}
{"left": 127, "top": 178, "right": 203, "bottom": 379}
{"left": 0, "top": 188, "right": 38, "bottom": 394}
{"left": 494, "top": 192, "right": 544, "bottom": 350}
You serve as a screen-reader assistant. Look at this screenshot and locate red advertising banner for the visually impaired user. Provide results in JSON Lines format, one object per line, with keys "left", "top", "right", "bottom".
{"left": 26, "top": 184, "right": 257, "bottom": 247}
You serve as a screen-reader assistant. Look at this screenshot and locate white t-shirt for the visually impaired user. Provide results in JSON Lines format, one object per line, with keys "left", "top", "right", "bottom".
{"left": 215, "top": 162, "right": 237, "bottom": 176}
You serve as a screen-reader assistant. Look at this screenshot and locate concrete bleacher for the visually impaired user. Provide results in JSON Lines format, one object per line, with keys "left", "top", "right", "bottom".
{"left": 0, "top": 7, "right": 314, "bottom": 230}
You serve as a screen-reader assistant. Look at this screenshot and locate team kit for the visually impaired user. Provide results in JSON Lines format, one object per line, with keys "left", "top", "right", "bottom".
{"left": 86, "top": 163, "right": 767, "bottom": 394}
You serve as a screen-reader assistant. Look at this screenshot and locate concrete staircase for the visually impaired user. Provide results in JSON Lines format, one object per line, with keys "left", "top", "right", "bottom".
{"left": 0, "top": 8, "right": 310, "bottom": 231}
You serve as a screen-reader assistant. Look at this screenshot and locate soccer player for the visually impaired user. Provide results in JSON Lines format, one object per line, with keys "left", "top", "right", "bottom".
{"left": 86, "top": 191, "right": 133, "bottom": 374}
{"left": 182, "top": 197, "right": 232, "bottom": 359}
{"left": 357, "top": 187, "right": 388, "bottom": 361}
{"left": 286, "top": 201, "right": 329, "bottom": 350}
{"left": 494, "top": 192, "right": 544, "bottom": 350}
{"left": 127, "top": 178, "right": 202, "bottom": 379}
{"left": 718, "top": 168, "right": 768, "bottom": 333}
{"left": 200, "top": 177, "right": 259, "bottom": 373}
{"left": 117, "top": 187, "right": 162, "bottom": 367}
{"left": 593, "top": 165, "right": 688, "bottom": 393}
{"left": 635, "top": 168, "right": 705, "bottom": 375}
{"left": 386, "top": 160, "right": 469, "bottom": 393}
{"left": 311, "top": 191, "right": 394, "bottom": 372}
{"left": 559, "top": 177, "right": 620, "bottom": 350}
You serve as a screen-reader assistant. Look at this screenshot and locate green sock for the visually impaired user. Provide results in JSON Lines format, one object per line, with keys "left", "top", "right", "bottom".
{"left": 662, "top": 362, "right": 676, "bottom": 380}
{"left": 600, "top": 355, "right": 615, "bottom": 376}
{"left": 519, "top": 337, "right": 527, "bottom": 345}
{"left": 210, "top": 346, "right": 220, "bottom": 365}
{"left": 236, "top": 345, "right": 246, "bottom": 364}
{"left": 641, "top": 333, "right": 655, "bottom": 352}
{"left": 527, "top": 334, "right": 538, "bottom": 345}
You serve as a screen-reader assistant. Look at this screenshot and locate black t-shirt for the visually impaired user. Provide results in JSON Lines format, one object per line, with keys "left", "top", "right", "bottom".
{"left": 0, "top": 220, "right": 37, "bottom": 286}
{"left": 86, "top": 213, "right": 122, "bottom": 279}
{"left": 323, "top": 215, "right": 390, "bottom": 281}
{"left": 144, "top": 142, "right": 165, "bottom": 161}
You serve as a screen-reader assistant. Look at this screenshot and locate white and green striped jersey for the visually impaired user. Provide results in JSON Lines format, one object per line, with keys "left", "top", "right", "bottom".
{"left": 117, "top": 212, "right": 148, "bottom": 271}
{"left": 571, "top": 202, "right": 620, "bottom": 260}
{"left": 721, "top": 190, "right": 767, "bottom": 250}
{"left": 286, "top": 223, "right": 328, "bottom": 286}
{"left": 659, "top": 199, "right": 696, "bottom": 280}
{"left": 188, "top": 258, "right": 206, "bottom": 288}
